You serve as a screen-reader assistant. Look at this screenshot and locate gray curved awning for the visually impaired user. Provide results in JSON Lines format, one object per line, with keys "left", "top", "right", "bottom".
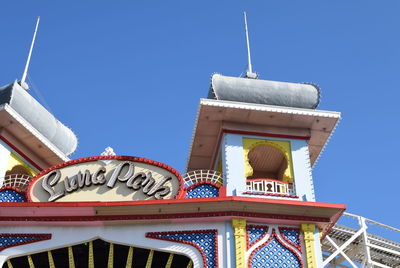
{"left": 0, "top": 81, "right": 77, "bottom": 156}
{"left": 208, "top": 74, "right": 320, "bottom": 109}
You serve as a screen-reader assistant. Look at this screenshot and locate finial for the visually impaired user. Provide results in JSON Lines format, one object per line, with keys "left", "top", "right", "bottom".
{"left": 20, "top": 16, "right": 40, "bottom": 90}
{"left": 243, "top": 12, "right": 258, "bottom": 79}
{"left": 101, "top": 147, "right": 116, "bottom": 156}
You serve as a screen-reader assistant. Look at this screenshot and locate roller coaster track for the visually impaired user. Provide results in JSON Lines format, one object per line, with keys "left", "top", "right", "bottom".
{"left": 322, "top": 212, "right": 400, "bottom": 268}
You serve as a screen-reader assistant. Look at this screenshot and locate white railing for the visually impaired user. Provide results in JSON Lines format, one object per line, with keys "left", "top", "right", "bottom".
{"left": 182, "top": 170, "right": 223, "bottom": 188}
{"left": 0, "top": 174, "right": 32, "bottom": 192}
{"left": 246, "top": 178, "right": 295, "bottom": 196}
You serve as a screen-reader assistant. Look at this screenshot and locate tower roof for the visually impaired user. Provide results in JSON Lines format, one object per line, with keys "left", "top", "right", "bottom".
{"left": 186, "top": 98, "right": 340, "bottom": 172}
{"left": 208, "top": 74, "right": 320, "bottom": 109}
{"left": 0, "top": 81, "right": 77, "bottom": 166}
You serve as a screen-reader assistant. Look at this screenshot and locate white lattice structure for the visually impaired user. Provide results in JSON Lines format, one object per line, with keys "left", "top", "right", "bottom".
{"left": 0, "top": 174, "right": 32, "bottom": 191}
{"left": 182, "top": 170, "right": 223, "bottom": 188}
{"left": 323, "top": 212, "right": 400, "bottom": 268}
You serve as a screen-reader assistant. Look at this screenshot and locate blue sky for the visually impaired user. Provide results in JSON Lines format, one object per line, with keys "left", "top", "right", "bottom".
{"left": 0, "top": 1, "right": 399, "bottom": 230}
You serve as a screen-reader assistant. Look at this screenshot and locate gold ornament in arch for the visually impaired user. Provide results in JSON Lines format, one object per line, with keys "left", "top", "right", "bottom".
{"left": 242, "top": 138, "right": 294, "bottom": 183}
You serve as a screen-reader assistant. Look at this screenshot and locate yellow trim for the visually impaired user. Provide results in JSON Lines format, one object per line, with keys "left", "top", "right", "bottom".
{"left": 145, "top": 249, "right": 154, "bottom": 268}
{"left": 165, "top": 253, "right": 174, "bottom": 268}
{"left": 242, "top": 138, "right": 294, "bottom": 182}
{"left": 6, "top": 153, "right": 37, "bottom": 177}
{"left": 125, "top": 246, "right": 133, "bottom": 268}
{"left": 68, "top": 246, "right": 75, "bottom": 268}
{"left": 48, "top": 251, "right": 55, "bottom": 268}
{"left": 27, "top": 255, "right": 35, "bottom": 268}
{"left": 186, "top": 260, "right": 193, "bottom": 268}
{"left": 6, "top": 260, "right": 13, "bottom": 268}
{"left": 107, "top": 243, "right": 114, "bottom": 268}
{"left": 301, "top": 223, "right": 317, "bottom": 268}
{"left": 88, "top": 242, "right": 94, "bottom": 268}
{"left": 232, "top": 218, "right": 247, "bottom": 268}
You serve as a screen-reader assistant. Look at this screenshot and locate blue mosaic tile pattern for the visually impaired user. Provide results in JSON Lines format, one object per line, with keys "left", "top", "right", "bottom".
{"left": 280, "top": 229, "right": 300, "bottom": 247}
{"left": 0, "top": 235, "right": 48, "bottom": 250}
{"left": 148, "top": 231, "right": 217, "bottom": 267}
{"left": 0, "top": 189, "right": 25, "bottom": 202}
{"left": 250, "top": 236, "right": 301, "bottom": 268}
{"left": 186, "top": 184, "right": 219, "bottom": 198}
{"left": 247, "top": 226, "right": 268, "bottom": 247}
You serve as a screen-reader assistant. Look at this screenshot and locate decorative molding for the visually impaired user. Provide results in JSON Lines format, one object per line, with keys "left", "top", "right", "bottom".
{"left": 247, "top": 230, "right": 303, "bottom": 268}
{"left": 0, "top": 210, "right": 331, "bottom": 224}
{"left": 301, "top": 223, "right": 316, "bottom": 268}
{"left": 232, "top": 218, "right": 247, "bottom": 268}
{"left": 242, "top": 138, "right": 294, "bottom": 182}
{"left": 279, "top": 227, "right": 302, "bottom": 252}
{"left": 246, "top": 225, "right": 269, "bottom": 250}
{"left": 146, "top": 229, "right": 218, "bottom": 268}
{"left": 0, "top": 233, "right": 51, "bottom": 251}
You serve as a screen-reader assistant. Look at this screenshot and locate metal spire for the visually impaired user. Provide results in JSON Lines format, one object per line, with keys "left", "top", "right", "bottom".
{"left": 243, "top": 12, "right": 258, "bottom": 79}
{"left": 21, "top": 16, "right": 40, "bottom": 90}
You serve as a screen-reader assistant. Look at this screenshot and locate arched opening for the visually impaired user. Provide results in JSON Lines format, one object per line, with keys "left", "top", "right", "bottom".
{"left": 245, "top": 144, "right": 295, "bottom": 195}
{"left": 247, "top": 145, "right": 288, "bottom": 181}
{"left": 4, "top": 239, "right": 192, "bottom": 268}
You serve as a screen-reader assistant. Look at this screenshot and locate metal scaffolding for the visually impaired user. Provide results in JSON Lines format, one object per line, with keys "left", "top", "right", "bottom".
{"left": 322, "top": 212, "right": 400, "bottom": 268}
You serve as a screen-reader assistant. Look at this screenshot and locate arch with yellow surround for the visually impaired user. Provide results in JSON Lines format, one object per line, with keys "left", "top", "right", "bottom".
{"left": 242, "top": 138, "right": 294, "bottom": 183}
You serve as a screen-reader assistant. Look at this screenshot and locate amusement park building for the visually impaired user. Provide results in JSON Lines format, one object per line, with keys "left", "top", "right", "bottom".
{"left": 0, "top": 65, "right": 352, "bottom": 268}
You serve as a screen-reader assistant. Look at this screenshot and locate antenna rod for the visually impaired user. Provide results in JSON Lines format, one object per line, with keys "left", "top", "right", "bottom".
{"left": 244, "top": 12, "right": 253, "bottom": 74}
{"left": 21, "top": 16, "right": 40, "bottom": 87}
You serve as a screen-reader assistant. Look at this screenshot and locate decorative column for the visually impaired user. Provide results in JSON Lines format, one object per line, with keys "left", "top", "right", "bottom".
{"left": 232, "top": 218, "right": 247, "bottom": 268}
{"left": 301, "top": 223, "right": 316, "bottom": 268}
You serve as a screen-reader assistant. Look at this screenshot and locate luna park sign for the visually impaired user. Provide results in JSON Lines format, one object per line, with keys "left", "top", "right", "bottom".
{"left": 27, "top": 156, "right": 182, "bottom": 202}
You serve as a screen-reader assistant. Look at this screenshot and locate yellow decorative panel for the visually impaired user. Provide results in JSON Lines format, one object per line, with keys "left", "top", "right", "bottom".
{"left": 232, "top": 218, "right": 247, "bottom": 268}
{"left": 301, "top": 223, "right": 317, "bottom": 268}
{"left": 242, "top": 138, "right": 294, "bottom": 182}
{"left": 6, "top": 153, "right": 37, "bottom": 177}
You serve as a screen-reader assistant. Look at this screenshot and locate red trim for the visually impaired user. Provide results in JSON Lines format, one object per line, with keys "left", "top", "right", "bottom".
{"left": 246, "top": 225, "right": 269, "bottom": 250}
{"left": 0, "top": 211, "right": 331, "bottom": 223}
{"left": 0, "top": 186, "right": 27, "bottom": 201}
{"left": 185, "top": 182, "right": 221, "bottom": 191}
{"left": 26, "top": 155, "right": 184, "bottom": 202}
{"left": 0, "top": 135, "right": 42, "bottom": 171}
{"left": 246, "top": 178, "right": 289, "bottom": 184}
{"left": 146, "top": 229, "right": 218, "bottom": 268}
{"left": 218, "top": 186, "right": 227, "bottom": 197}
{"left": 278, "top": 227, "right": 302, "bottom": 252}
{"left": 248, "top": 230, "right": 303, "bottom": 268}
{"left": 321, "top": 210, "right": 345, "bottom": 240}
{"left": 243, "top": 192, "right": 299, "bottom": 199}
{"left": 223, "top": 129, "right": 310, "bottom": 141}
{"left": 1, "top": 196, "right": 346, "bottom": 210}
{"left": 0, "top": 233, "right": 51, "bottom": 251}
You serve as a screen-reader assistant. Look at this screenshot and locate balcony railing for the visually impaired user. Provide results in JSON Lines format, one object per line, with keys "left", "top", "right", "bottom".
{"left": 182, "top": 170, "right": 223, "bottom": 188}
{"left": 246, "top": 178, "right": 296, "bottom": 196}
{"left": 0, "top": 174, "right": 32, "bottom": 192}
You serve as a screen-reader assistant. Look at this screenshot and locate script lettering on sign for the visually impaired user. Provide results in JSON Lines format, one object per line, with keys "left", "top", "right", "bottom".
{"left": 28, "top": 157, "right": 182, "bottom": 202}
